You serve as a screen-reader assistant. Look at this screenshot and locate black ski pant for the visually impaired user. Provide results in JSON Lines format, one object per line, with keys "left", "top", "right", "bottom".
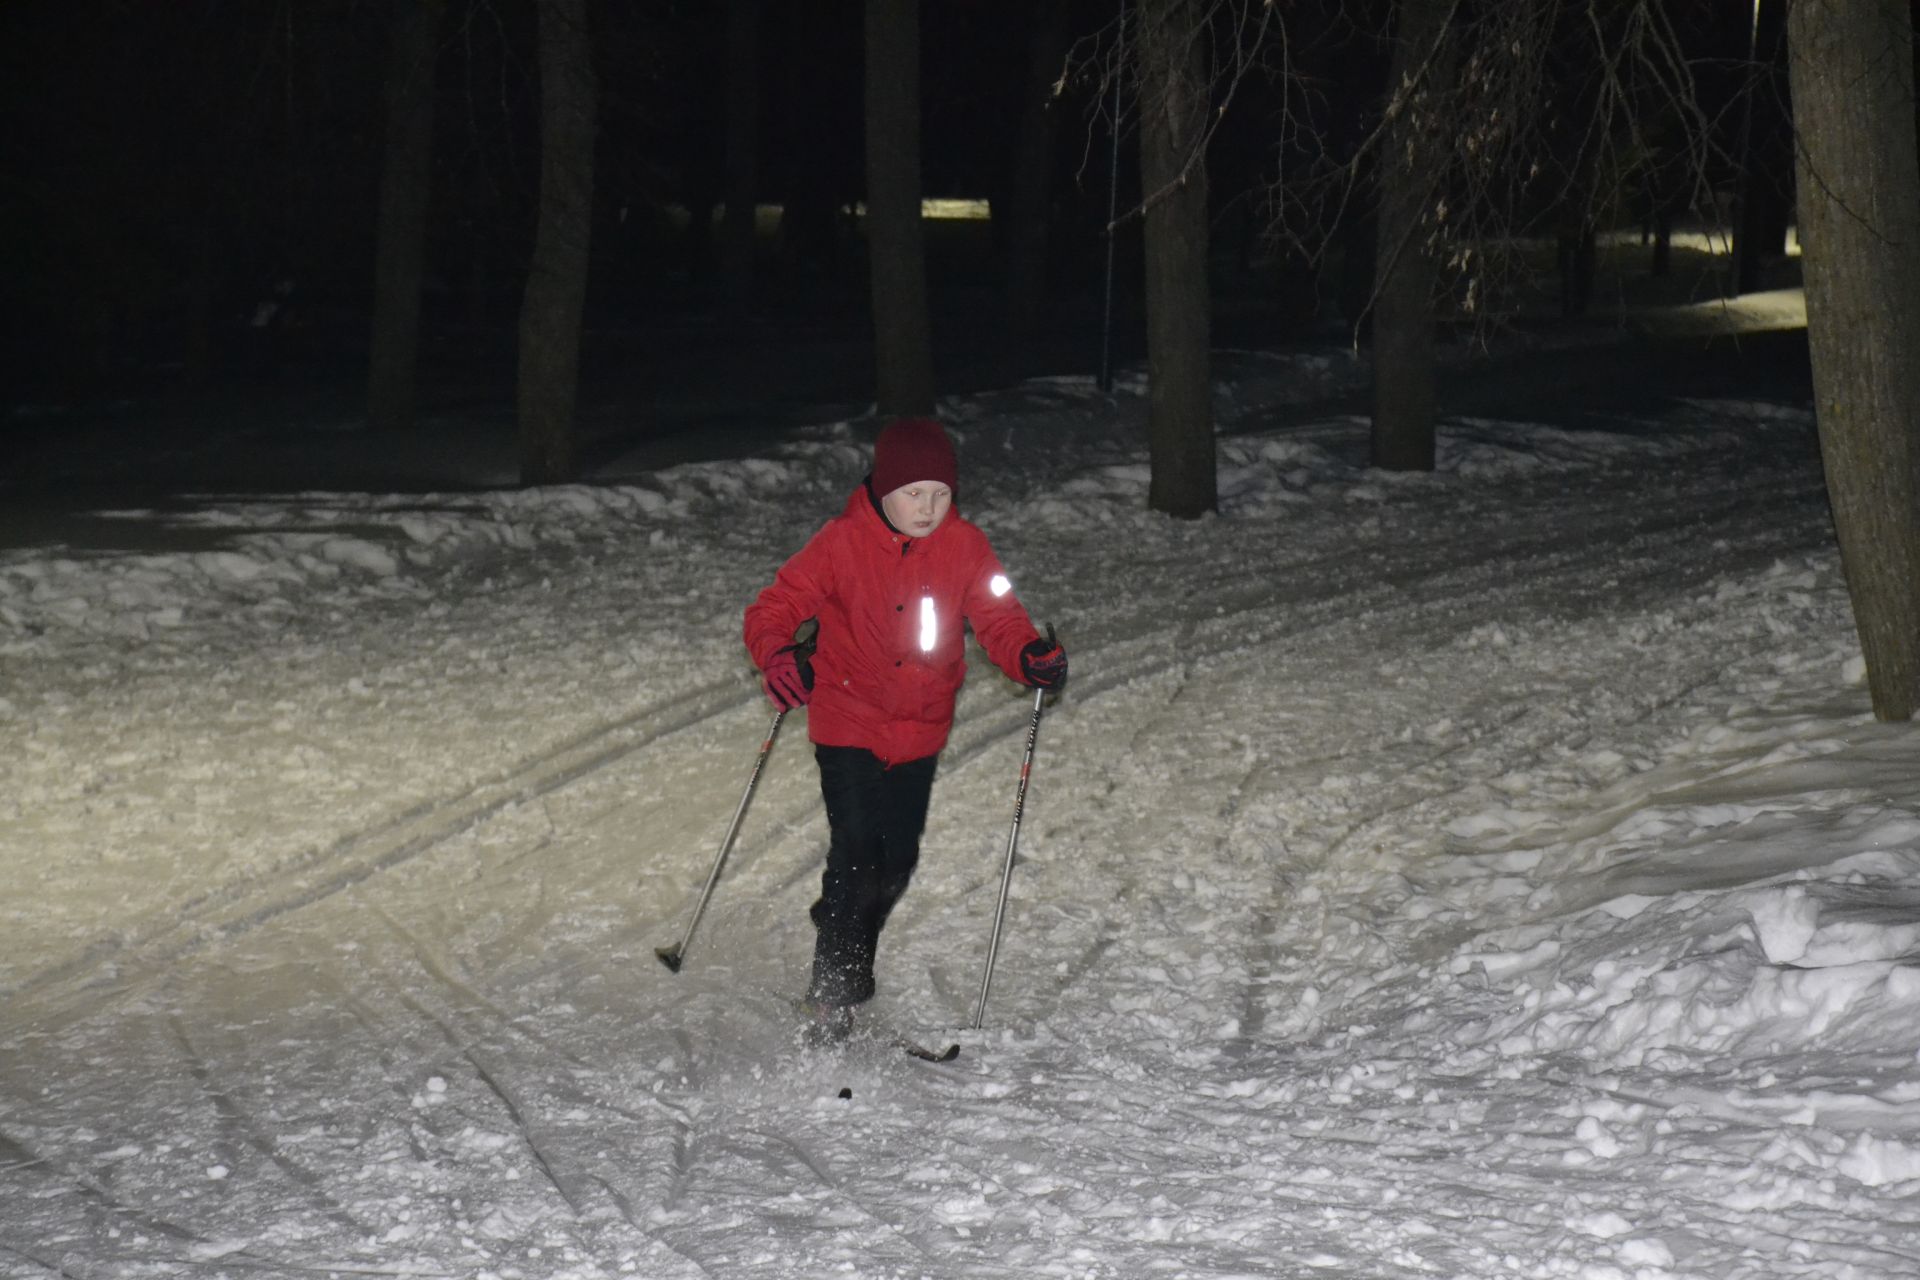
{"left": 807, "top": 745, "right": 938, "bottom": 1006}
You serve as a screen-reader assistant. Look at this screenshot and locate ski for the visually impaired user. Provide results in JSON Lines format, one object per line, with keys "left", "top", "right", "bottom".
{"left": 792, "top": 997, "right": 960, "bottom": 1061}
{"left": 891, "top": 1035, "right": 960, "bottom": 1063}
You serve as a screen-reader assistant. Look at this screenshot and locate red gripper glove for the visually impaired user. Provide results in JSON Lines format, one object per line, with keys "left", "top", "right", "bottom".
{"left": 762, "top": 644, "right": 815, "bottom": 710}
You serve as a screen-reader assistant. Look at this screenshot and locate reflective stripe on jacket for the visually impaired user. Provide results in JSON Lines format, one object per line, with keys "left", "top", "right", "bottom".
{"left": 744, "top": 485, "right": 1040, "bottom": 766}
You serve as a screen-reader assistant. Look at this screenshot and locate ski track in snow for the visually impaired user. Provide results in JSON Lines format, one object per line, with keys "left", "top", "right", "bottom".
{"left": 5, "top": 374, "right": 1920, "bottom": 1278}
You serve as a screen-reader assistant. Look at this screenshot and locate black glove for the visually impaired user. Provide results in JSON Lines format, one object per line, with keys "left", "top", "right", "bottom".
{"left": 1019, "top": 635, "right": 1068, "bottom": 689}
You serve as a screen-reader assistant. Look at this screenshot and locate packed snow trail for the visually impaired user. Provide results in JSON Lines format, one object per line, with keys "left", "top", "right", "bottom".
{"left": 5, "top": 375, "right": 1920, "bottom": 1278}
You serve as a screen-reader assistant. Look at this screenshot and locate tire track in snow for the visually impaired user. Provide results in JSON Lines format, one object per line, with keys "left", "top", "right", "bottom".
{"left": 367, "top": 904, "right": 589, "bottom": 1070}
{"left": 1223, "top": 631, "right": 1786, "bottom": 1051}
{"left": 0, "top": 676, "right": 759, "bottom": 1035}
{"left": 366, "top": 974, "right": 608, "bottom": 1260}
{"left": 0, "top": 1125, "right": 294, "bottom": 1275}
{"left": 585, "top": 1171, "right": 724, "bottom": 1280}
{"left": 350, "top": 905, "right": 722, "bottom": 1274}
{"left": 0, "top": 1237, "right": 83, "bottom": 1279}
{"left": 740, "top": 1128, "right": 948, "bottom": 1269}
{"left": 360, "top": 912, "right": 602, "bottom": 1236}
{"left": 1215, "top": 570, "right": 1813, "bottom": 1049}
{"left": 458, "top": 1048, "right": 589, "bottom": 1221}
{"left": 164, "top": 1013, "right": 373, "bottom": 1238}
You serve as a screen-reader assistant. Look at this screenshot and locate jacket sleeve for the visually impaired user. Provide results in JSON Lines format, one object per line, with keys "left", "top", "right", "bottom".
{"left": 744, "top": 521, "right": 838, "bottom": 670}
{"left": 962, "top": 535, "right": 1042, "bottom": 684}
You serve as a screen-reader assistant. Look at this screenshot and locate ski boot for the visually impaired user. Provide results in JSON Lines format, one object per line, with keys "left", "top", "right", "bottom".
{"left": 797, "top": 995, "right": 857, "bottom": 1048}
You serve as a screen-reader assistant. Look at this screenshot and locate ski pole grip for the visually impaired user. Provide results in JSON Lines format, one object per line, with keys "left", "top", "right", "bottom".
{"left": 793, "top": 617, "right": 820, "bottom": 663}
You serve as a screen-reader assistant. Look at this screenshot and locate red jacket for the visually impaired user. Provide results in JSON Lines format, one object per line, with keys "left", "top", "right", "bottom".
{"left": 745, "top": 485, "right": 1041, "bottom": 765}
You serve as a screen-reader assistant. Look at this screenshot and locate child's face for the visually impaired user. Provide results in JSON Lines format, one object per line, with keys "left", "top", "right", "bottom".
{"left": 881, "top": 480, "right": 953, "bottom": 538}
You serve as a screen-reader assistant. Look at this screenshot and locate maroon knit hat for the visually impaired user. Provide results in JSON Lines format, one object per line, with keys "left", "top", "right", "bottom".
{"left": 871, "top": 417, "right": 958, "bottom": 497}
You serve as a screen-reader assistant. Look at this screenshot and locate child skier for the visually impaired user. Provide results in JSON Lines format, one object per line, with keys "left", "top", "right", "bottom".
{"left": 743, "top": 416, "right": 1067, "bottom": 1041}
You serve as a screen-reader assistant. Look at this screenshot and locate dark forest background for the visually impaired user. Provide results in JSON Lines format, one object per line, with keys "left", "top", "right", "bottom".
{"left": 0, "top": 0, "right": 1783, "bottom": 415}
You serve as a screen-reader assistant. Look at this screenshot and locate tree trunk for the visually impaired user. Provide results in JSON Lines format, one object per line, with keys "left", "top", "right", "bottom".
{"left": 518, "top": 0, "right": 596, "bottom": 486}
{"left": 1137, "top": 0, "right": 1216, "bottom": 519}
{"left": 1786, "top": 0, "right": 1920, "bottom": 720}
{"left": 369, "top": 0, "right": 442, "bottom": 434}
{"left": 1005, "top": 0, "right": 1071, "bottom": 344}
{"left": 1338, "top": 207, "right": 1377, "bottom": 339}
{"left": 1557, "top": 226, "right": 1595, "bottom": 319}
{"left": 1370, "top": 0, "right": 1452, "bottom": 473}
{"left": 719, "top": 0, "right": 763, "bottom": 310}
{"left": 863, "top": 0, "right": 935, "bottom": 416}
{"left": 1735, "top": 0, "right": 1793, "bottom": 295}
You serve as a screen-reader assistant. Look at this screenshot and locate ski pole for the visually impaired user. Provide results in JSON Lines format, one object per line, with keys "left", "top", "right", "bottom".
{"left": 971, "top": 678, "right": 1050, "bottom": 1029}
{"left": 656, "top": 620, "right": 816, "bottom": 974}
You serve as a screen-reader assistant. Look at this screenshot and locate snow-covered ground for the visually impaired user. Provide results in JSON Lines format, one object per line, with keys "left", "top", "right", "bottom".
{"left": 5, "top": 336, "right": 1920, "bottom": 1280}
